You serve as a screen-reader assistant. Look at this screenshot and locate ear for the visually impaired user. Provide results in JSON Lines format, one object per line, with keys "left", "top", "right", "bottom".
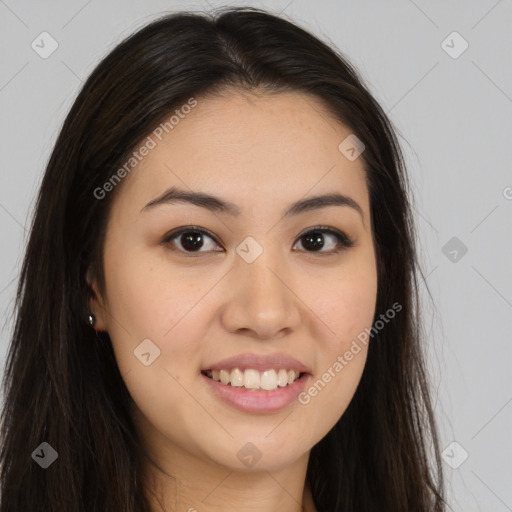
{"left": 86, "top": 266, "right": 108, "bottom": 331}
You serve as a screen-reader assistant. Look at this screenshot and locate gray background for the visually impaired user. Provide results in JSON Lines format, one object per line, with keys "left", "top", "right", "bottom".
{"left": 1, "top": 0, "right": 511, "bottom": 510}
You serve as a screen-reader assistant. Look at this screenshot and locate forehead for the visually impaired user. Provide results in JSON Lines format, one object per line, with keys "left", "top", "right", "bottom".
{"left": 110, "top": 90, "right": 369, "bottom": 219}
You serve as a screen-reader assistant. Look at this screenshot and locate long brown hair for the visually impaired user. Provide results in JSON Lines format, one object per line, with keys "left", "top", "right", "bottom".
{"left": 0, "top": 6, "right": 446, "bottom": 511}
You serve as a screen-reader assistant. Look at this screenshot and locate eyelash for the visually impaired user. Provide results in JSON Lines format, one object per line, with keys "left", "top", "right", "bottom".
{"left": 161, "top": 225, "right": 354, "bottom": 257}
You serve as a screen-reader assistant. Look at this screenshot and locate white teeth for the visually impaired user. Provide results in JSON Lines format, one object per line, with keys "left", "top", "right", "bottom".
{"left": 219, "top": 369, "right": 230, "bottom": 385}
{"left": 243, "top": 369, "right": 260, "bottom": 389}
{"left": 260, "top": 369, "right": 277, "bottom": 390}
{"left": 230, "top": 368, "right": 244, "bottom": 387}
{"left": 205, "top": 368, "right": 302, "bottom": 390}
{"left": 277, "top": 369, "right": 288, "bottom": 387}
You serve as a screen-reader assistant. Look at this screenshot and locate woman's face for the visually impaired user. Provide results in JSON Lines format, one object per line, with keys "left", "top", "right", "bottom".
{"left": 90, "top": 90, "right": 377, "bottom": 474}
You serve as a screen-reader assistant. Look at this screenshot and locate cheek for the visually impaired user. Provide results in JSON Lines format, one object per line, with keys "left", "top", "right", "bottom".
{"left": 314, "top": 252, "right": 378, "bottom": 351}
{"left": 102, "top": 244, "right": 210, "bottom": 378}
{"left": 299, "top": 252, "right": 377, "bottom": 419}
{"left": 102, "top": 253, "right": 210, "bottom": 439}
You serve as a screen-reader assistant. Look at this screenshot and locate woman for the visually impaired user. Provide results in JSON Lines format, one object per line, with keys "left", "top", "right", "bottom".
{"left": 0, "top": 6, "right": 447, "bottom": 511}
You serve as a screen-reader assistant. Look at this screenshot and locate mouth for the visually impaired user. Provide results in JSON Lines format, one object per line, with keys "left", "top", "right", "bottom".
{"left": 201, "top": 368, "right": 307, "bottom": 392}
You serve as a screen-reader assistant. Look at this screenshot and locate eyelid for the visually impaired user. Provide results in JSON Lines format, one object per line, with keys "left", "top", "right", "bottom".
{"left": 161, "top": 225, "right": 354, "bottom": 255}
{"left": 161, "top": 225, "right": 222, "bottom": 253}
{"left": 296, "top": 225, "right": 354, "bottom": 247}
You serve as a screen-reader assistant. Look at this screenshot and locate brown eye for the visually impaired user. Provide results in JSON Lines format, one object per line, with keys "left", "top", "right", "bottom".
{"left": 162, "top": 225, "right": 354, "bottom": 256}
{"left": 162, "top": 227, "right": 222, "bottom": 254}
{"left": 293, "top": 227, "right": 354, "bottom": 254}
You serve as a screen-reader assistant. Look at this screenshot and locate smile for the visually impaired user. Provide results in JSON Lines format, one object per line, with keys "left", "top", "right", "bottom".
{"left": 202, "top": 368, "right": 303, "bottom": 391}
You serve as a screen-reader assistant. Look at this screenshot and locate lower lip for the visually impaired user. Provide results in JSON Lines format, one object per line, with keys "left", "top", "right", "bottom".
{"left": 201, "top": 372, "right": 310, "bottom": 414}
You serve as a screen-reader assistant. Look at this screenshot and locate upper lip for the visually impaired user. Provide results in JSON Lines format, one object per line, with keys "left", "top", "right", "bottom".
{"left": 203, "top": 352, "right": 311, "bottom": 373}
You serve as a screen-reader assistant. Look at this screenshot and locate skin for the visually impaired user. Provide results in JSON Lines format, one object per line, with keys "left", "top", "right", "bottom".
{"left": 89, "top": 89, "right": 378, "bottom": 512}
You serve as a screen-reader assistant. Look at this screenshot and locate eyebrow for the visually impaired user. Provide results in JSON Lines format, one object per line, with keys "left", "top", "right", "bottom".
{"left": 141, "top": 186, "right": 364, "bottom": 221}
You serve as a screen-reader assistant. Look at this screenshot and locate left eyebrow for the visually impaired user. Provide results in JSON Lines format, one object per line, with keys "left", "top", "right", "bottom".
{"left": 140, "top": 186, "right": 364, "bottom": 221}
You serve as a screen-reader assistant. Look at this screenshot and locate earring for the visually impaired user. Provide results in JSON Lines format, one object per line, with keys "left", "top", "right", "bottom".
{"left": 88, "top": 313, "right": 96, "bottom": 328}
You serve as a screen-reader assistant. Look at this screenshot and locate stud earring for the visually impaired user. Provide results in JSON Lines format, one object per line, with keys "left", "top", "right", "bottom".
{"left": 88, "top": 313, "right": 96, "bottom": 328}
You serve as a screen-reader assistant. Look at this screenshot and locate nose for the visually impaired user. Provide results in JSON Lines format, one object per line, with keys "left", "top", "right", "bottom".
{"left": 220, "top": 249, "right": 302, "bottom": 340}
